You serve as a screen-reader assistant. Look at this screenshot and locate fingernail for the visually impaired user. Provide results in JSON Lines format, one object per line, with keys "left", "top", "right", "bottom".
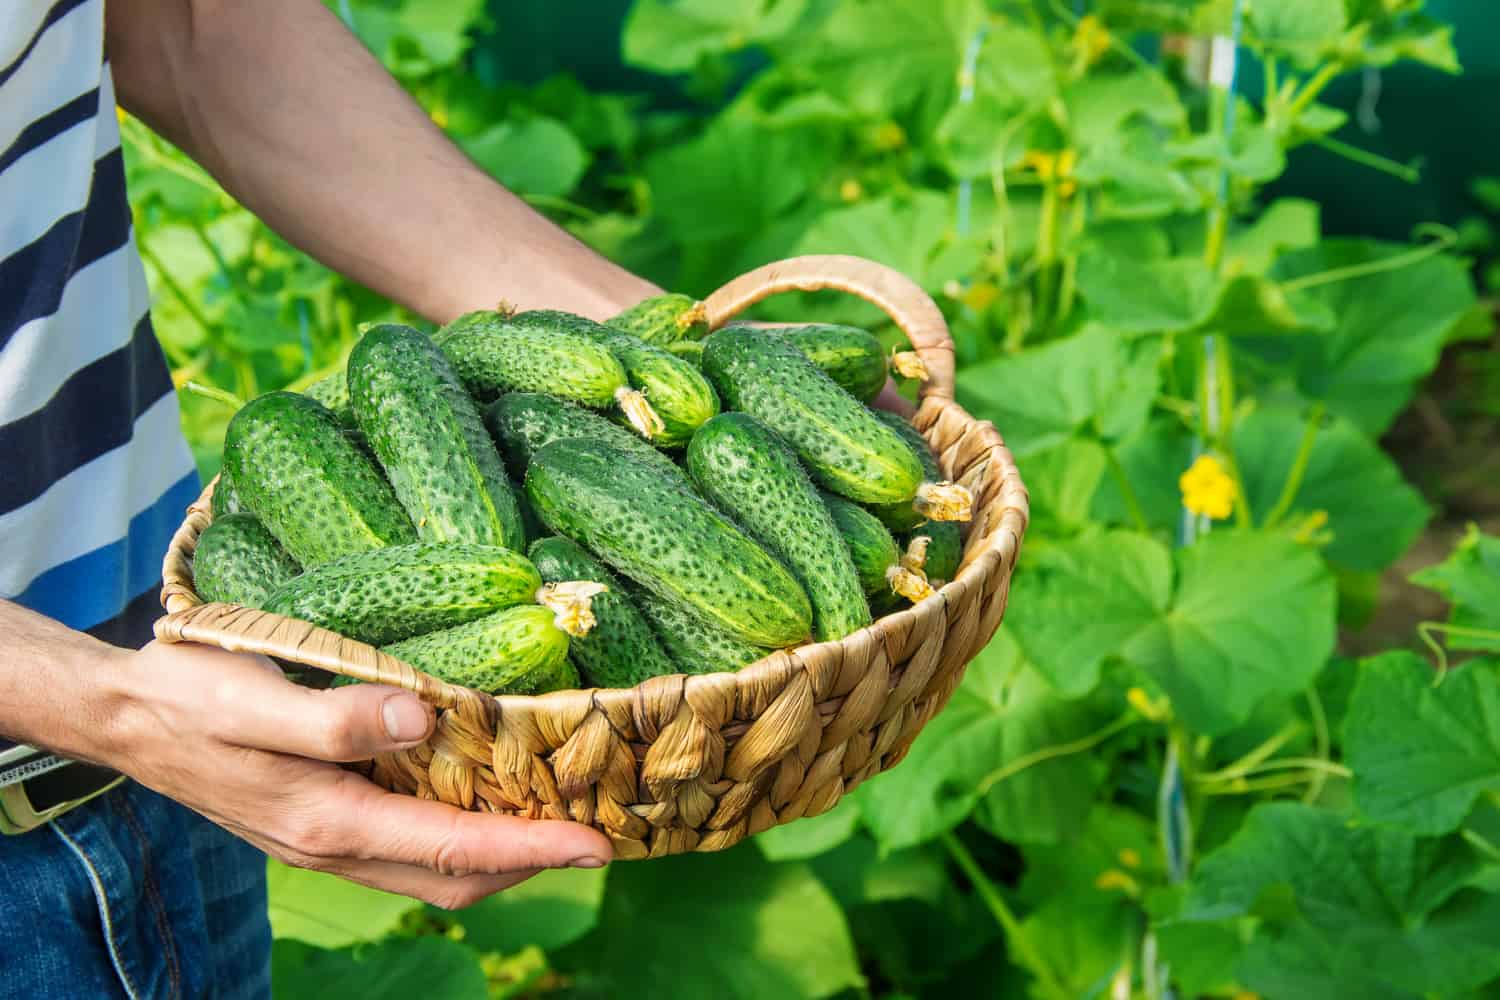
{"left": 568, "top": 856, "right": 608, "bottom": 869}
{"left": 382, "top": 695, "right": 430, "bottom": 743}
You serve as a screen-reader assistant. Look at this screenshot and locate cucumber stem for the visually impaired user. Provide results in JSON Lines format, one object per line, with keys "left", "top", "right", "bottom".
{"left": 913, "top": 481, "right": 974, "bottom": 522}
{"left": 614, "top": 386, "right": 666, "bottom": 440}
{"left": 677, "top": 300, "right": 708, "bottom": 332}
{"left": 887, "top": 536, "right": 936, "bottom": 602}
{"left": 536, "top": 581, "right": 608, "bottom": 638}
{"left": 890, "top": 350, "right": 930, "bottom": 382}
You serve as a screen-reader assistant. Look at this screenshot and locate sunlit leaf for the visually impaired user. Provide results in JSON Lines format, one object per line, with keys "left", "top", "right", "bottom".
{"left": 622, "top": 0, "right": 814, "bottom": 74}
{"left": 1247, "top": 0, "right": 1346, "bottom": 68}
{"left": 272, "top": 937, "right": 486, "bottom": 1000}
{"left": 461, "top": 116, "right": 590, "bottom": 198}
{"left": 265, "top": 861, "right": 419, "bottom": 948}
{"left": 1411, "top": 526, "right": 1500, "bottom": 654}
{"left": 444, "top": 866, "right": 607, "bottom": 955}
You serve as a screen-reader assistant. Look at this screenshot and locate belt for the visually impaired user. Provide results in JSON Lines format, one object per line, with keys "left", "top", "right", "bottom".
{"left": 0, "top": 761, "right": 126, "bottom": 834}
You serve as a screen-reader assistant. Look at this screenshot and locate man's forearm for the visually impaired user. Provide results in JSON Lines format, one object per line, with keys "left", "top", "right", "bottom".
{"left": 106, "top": 0, "right": 659, "bottom": 324}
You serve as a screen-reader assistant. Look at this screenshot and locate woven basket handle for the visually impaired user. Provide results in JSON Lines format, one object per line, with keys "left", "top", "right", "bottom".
{"left": 702, "top": 254, "right": 956, "bottom": 400}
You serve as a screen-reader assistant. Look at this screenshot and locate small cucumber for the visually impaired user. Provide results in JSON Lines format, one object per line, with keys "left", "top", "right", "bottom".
{"left": 511, "top": 310, "right": 719, "bottom": 447}
{"left": 701, "top": 327, "right": 923, "bottom": 505}
{"left": 436, "top": 309, "right": 661, "bottom": 437}
{"left": 302, "top": 372, "right": 354, "bottom": 427}
{"left": 528, "top": 537, "right": 678, "bottom": 688}
{"left": 263, "top": 542, "right": 543, "bottom": 646}
{"left": 193, "top": 513, "right": 300, "bottom": 608}
{"left": 687, "top": 414, "right": 869, "bottom": 642}
{"left": 906, "top": 521, "right": 962, "bottom": 583}
{"left": 632, "top": 589, "right": 773, "bottom": 675}
{"left": 771, "top": 324, "right": 887, "bottom": 403}
{"left": 210, "top": 467, "right": 245, "bottom": 518}
{"left": 347, "top": 324, "right": 525, "bottom": 550}
{"left": 607, "top": 293, "right": 708, "bottom": 345}
{"left": 223, "top": 392, "right": 416, "bottom": 566}
{"left": 382, "top": 605, "right": 576, "bottom": 695}
{"left": 525, "top": 437, "right": 812, "bottom": 647}
{"left": 866, "top": 409, "right": 973, "bottom": 530}
{"left": 484, "top": 393, "right": 689, "bottom": 488}
{"left": 818, "top": 491, "right": 898, "bottom": 597}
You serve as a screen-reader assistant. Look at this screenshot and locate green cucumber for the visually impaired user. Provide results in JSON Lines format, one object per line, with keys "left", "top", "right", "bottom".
{"left": 632, "top": 589, "right": 772, "bottom": 675}
{"left": 866, "top": 409, "right": 972, "bottom": 530}
{"left": 193, "top": 513, "right": 300, "bottom": 608}
{"left": 263, "top": 542, "right": 542, "bottom": 646}
{"left": 435, "top": 309, "right": 660, "bottom": 436}
{"left": 666, "top": 340, "right": 704, "bottom": 366}
{"left": 382, "top": 605, "right": 576, "bottom": 695}
{"left": 484, "top": 393, "right": 688, "bottom": 488}
{"left": 528, "top": 537, "right": 678, "bottom": 688}
{"left": 223, "top": 392, "right": 415, "bottom": 566}
{"left": 525, "top": 437, "right": 812, "bottom": 647}
{"left": 302, "top": 372, "right": 353, "bottom": 427}
{"left": 511, "top": 311, "right": 719, "bottom": 447}
{"left": 771, "top": 324, "right": 887, "bottom": 403}
{"left": 687, "top": 414, "right": 869, "bottom": 642}
{"left": 907, "top": 521, "right": 962, "bottom": 583}
{"left": 607, "top": 293, "right": 708, "bottom": 345}
{"left": 347, "top": 323, "right": 524, "bottom": 550}
{"left": 701, "top": 327, "right": 923, "bottom": 505}
{"left": 819, "top": 491, "right": 899, "bottom": 598}
{"left": 210, "top": 467, "right": 245, "bottom": 518}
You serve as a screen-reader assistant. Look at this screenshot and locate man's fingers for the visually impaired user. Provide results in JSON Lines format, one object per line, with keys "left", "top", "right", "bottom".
{"left": 322, "top": 859, "right": 541, "bottom": 910}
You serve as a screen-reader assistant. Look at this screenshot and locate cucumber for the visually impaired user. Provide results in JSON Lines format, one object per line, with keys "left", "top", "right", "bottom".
{"left": 528, "top": 537, "right": 678, "bottom": 688}
{"left": 819, "top": 491, "right": 899, "bottom": 597}
{"left": 192, "top": 513, "right": 300, "bottom": 608}
{"left": 607, "top": 293, "right": 708, "bottom": 345}
{"left": 906, "top": 521, "right": 962, "bottom": 583}
{"left": 223, "top": 392, "right": 415, "bottom": 566}
{"left": 771, "top": 324, "right": 887, "bottom": 404}
{"left": 382, "top": 605, "right": 576, "bottom": 695}
{"left": 632, "top": 589, "right": 773, "bottom": 675}
{"left": 210, "top": 467, "right": 245, "bottom": 518}
{"left": 302, "top": 372, "right": 354, "bottom": 427}
{"left": 484, "top": 393, "right": 689, "bottom": 488}
{"left": 436, "top": 309, "right": 661, "bottom": 438}
{"left": 347, "top": 323, "right": 525, "bottom": 550}
{"left": 666, "top": 340, "right": 704, "bottom": 366}
{"left": 263, "top": 542, "right": 542, "bottom": 646}
{"left": 687, "top": 414, "right": 869, "bottom": 642}
{"left": 701, "top": 327, "right": 923, "bottom": 505}
{"left": 525, "top": 437, "right": 812, "bottom": 647}
{"left": 866, "top": 409, "right": 973, "bottom": 530}
{"left": 510, "top": 310, "right": 719, "bottom": 447}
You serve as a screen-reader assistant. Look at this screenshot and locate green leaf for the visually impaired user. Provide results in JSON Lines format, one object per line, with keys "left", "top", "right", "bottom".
{"left": 265, "top": 861, "right": 419, "bottom": 948}
{"left": 272, "top": 937, "right": 487, "bottom": 1000}
{"left": 1075, "top": 126, "right": 1202, "bottom": 220}
{"left": 1234, "top": 406, "right": 1431, "bottom": 571}
{"left": 1248, "top": 0, "right": 1346, "bottom": 68}
{"left": 1022, "top": 438, "right": 1109, "bottom": 534}
{"left": 1356, "top": 13, "right": 1460, "bottom": 73}
{"left": 1089, "top": 417, "right": 1193, "bottom": 532}
{"left": 1412, "top": 525, "right": 1500, "bottom": 654}
{"left": 621, "top": 0, "right": 813, "bottom": 74}
{"left": 1152, "top": 919, "right": 1246, "bottom": 997}
{"left": 1018, "top": 804, "right": 1162, "bottom": 904}
{"left": 1011, "top": 531, "right": 1336, "bottom": 733}
{"left": 1178, "top": 801, "right": 1500, "bottom": 997}
{"left": 1224, "top": 198, "right": 1321, "bottom": 274}
{"left": 460, "top": 116, "right": 589, "bottom": 198}
{"left": 955, "top": 325, "right": 1161, "bottom": 456}
{"left": 1345, "top": 652, "right": 1500, "bottom": 836}
{"left": 345, "top": 0, "right": 487, "bottom": 78}
{"left": 444, "top": 866, "right": 606, "bottom": 955}
{"left": 756, "top": 795, "right": 861, "bottom": 861}
{"left": 553, "top": 843, "right": 863, "bottom": 998}
{"left": 1243, "top": 239, "right": 1478, "bottom": 435}
{"left": 1168, "top": 120, "right": 1286, "bottom": 183}
{"left": 1064, "top": 69, "right": 1184, "bottom": 152}
{"left": 856, "top": 632, "right": 1106, "bottom": 850}
{"left": 791, "top": 191, "right": 982, "bottom": 296}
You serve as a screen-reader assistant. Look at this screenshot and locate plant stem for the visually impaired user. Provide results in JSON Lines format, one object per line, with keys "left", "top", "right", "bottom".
{"left": 1104, "top": 446, "right": 1151, "bottom": 533}
{"left": 1199, "top": 772, "right": 1328, "bottom": 796}
{"left": 1035, "top": 178, "right": 1060, "bottom": 330}
{"left": 1195, "top": 758, "right": 1351, "bottom": 791}
{"left": 1195, "top": 720, "right": 1303, "bottom": 783}
{"left": 1281, "top": 227, "right": 1457, "bottom": 292}
{"left": 1287, "top": 62, "right": 1343, "bottom": 118}
{"left": 1203, "top": 204, "right": 1228, "bottom": 273}
{"left": 1418, "top": 623, "right": 1500, "bottom": 677}
{"left": 1303, "top": 686, "right": 1332, "bottom": 804}
{"left": 1264, "top": 55, "right": 1279, "bottom": 109}
{"left": 1309, "top": 134, "right": 1421, "bottom": 183}
{"left": 1262, "top": 402, "right": 1326, "bottom": 529}
{"left": 137, "top": 237, "right": 219, "bottom": 345}
{"left": 1055, "top": 191, "right": 1087, "bottom": 326}
{"left": 975, "top": 711, "right": 1136, "bottom": 795}
{"left": 182, "top": 380, "right": 245, "bottom": 411}
{"left": 941, "top": 832, "right": 1071, "bottom": 1000}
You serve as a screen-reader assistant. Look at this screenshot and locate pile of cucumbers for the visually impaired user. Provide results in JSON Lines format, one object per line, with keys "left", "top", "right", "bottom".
{"left": 195, "top": 294, "right": 971, "bottom": 696}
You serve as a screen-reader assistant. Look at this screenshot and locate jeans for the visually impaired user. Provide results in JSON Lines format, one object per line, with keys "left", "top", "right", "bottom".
{"left": 1, "top": 780, "right": 270, "bottom": 999}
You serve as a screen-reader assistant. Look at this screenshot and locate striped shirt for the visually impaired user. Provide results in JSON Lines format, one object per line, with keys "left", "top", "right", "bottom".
{"left": 1, "top": 0, "right": 200, "bottom": 782}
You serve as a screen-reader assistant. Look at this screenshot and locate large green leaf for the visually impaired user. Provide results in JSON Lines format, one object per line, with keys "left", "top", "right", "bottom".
{"left": 444, "top": 866, "right": 606, "bottom": 955}
{"left": 1090, "top": 417, "right": 1194, "bottom": 532}
{"left": 792, "top": 191, "right": 983, "bottom": 294}
{"left": 1345, "top": 652, "right": 1500, "bottom": 836}
{"left": 1010, "top": 531, "right": 1336, "bottom": 732}
{"left": 1064, "top": 69, "right": 1183, "bottom": 152}
{"left": 756, "top": 795, "right": 860, "bottom": 861}
{"left": 855, "top": 632, "right": 1106, "bottom": 851}
{"left": 1234, "top": 406, "right": 1431, "bottom": 571}
{"left": 344, "top": 0, "right": 486, "bottom": 77}
{"left": 553, "top": 843, "right": 862, "bottom": 998}
{"left": 272, "top": 937, "right": 487, "bottom": 1000}
{"left": 460, "top": 116, "right": 589, "bottom": 198}
{"left": 956, "top": 325, "right": 1160, "bottom": 457}
{"left": 1176, "top": 802, "right": 1500, "bottom": 997}
{"left": 265, "top": 861, "right": 419, "bottom": 948}
{"left": 1021, "top": 438, "right": 1109, "bottom": 535}
{"left": 622, "top": 0, "right": 814, "bottom": 74}
{"left": 1248, "top": 0, "right": 1346, "bottom": 68}
{"left": 1412, "top": 526, "right": 1500, "bottom": 654}
{"left": 1224, "top": 198, "right": 1320, "bottom": 274}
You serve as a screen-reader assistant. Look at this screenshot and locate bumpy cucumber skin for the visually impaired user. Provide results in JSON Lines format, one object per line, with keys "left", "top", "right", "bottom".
{"left": 867, "top": 409, "right": 942, "bottom": 531}
{"left": 210, "top": 468, "right": 245, "bottom": 518}
{"left": 772, "top": 324, "right": 887, "bottom": 403}
{"left": 528, "top": 537, "right": 678, "bottom": 688}
{"left": 382, "top": 605, "right": 576, "bottom": 695}
{"left": 436, "top": 309, "right": 629, "bottom": 408}
{"left": 347, "top": 324, "right": 525, "bottom": 550}
{"left": 525, "top": 437, "right": 812, "bottom": 647}
{"left": 302, "top": 372, "right": 354, "bottom": 427}
{"left": 608, "top": 293, "right": 707, "bottom": 345}
{"left": 193, "top": 513, "right": 300, "bottom": 608}
{"left": 263, "top": 542, "right": 542, "bottom": 646}
{"left": 631, "top": 588, "right": 772, "bottom": 675}
{"left": 223, "top": 392, "right": 415, "bottom": 566}
{"left": 820, "top": 491, "right": 900, "bottom": 597}
{"left": 907, "top": 521, "right": 962, "bottom": 583}
{"left": 701, "top": 328, "right": 923, "bottom": 505}
{"left": 511, "top": 311, "right": 719, "bottom": 448}
{"left": 687, "top": 414, "right": 870, "bottom": 642}
{"left": 484, "top": 393, "right": 689, "bottom": 487}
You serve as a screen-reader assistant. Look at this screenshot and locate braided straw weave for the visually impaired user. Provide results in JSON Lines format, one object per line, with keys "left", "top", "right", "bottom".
{"left": 156, "top": 255, "right": 1029, "bottom": 860}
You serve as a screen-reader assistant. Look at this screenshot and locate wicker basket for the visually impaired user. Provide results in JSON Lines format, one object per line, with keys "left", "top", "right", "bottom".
{"left": 155, "top": 255, "right": 1029, "bottom": 860}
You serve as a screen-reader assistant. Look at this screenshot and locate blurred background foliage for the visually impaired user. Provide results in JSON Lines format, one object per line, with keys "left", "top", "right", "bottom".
{"left": 124, "top": 0, "right": 1500, "bottom": 997}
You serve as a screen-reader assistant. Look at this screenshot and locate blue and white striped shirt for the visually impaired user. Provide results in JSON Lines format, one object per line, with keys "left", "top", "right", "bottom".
{"left": 1, "top": 0, "right": 200, "bottom": 780}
